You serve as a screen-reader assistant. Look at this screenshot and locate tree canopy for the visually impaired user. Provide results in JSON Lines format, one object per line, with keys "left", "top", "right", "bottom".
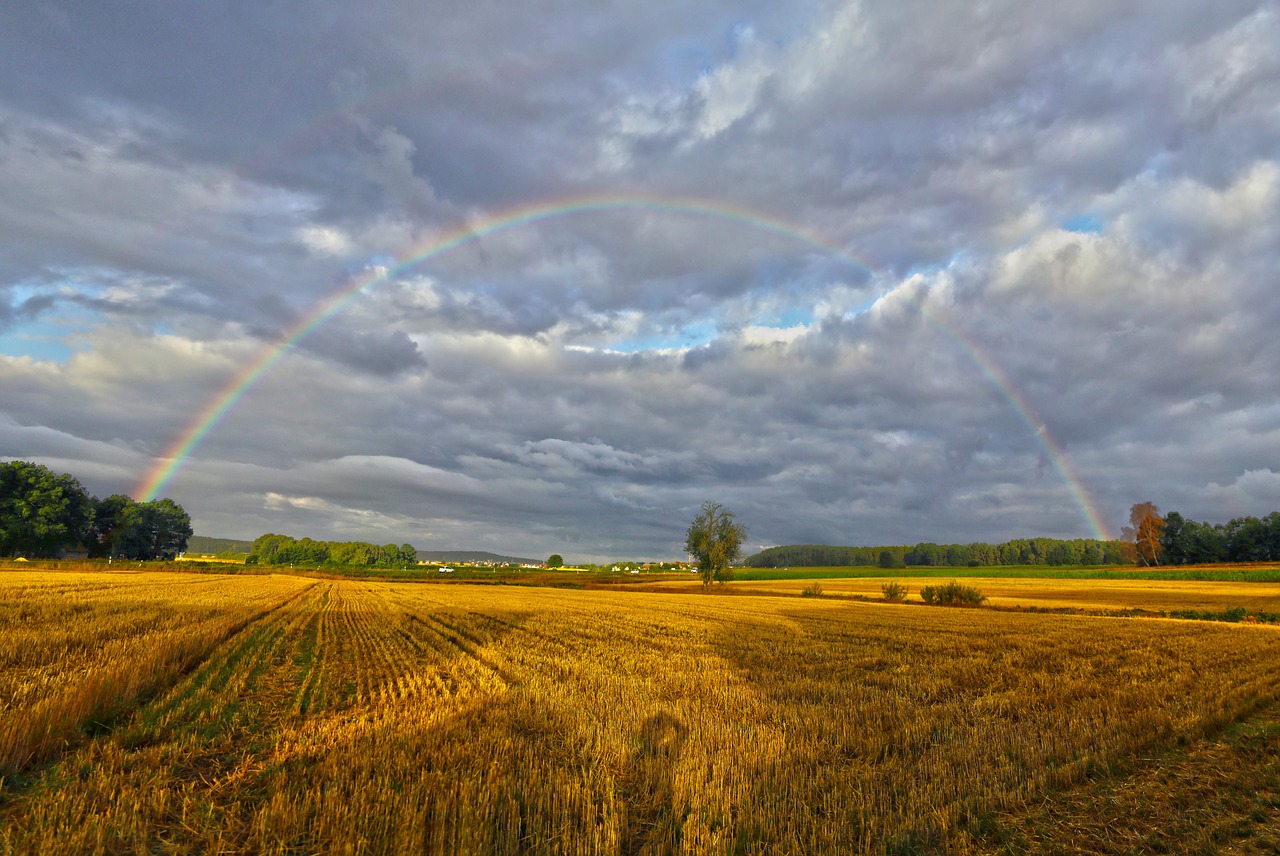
{"left": 0, "top": 461, "right": 95, "bottom": 558}
{"left": 745, "top": 538, "right": 1128, "bottom": 569}
{"left": 1159, "top": 510, "right": 1280, "bottom": 564}
{"left": 247, "top": 534, "right": 417, "bottom": 567}
{"left": 89, "top": 496, "right": 194, "bottom": 560}
{"left": 0, "top": 461, "right": 191, "bottom": 559}
{"left": 684, "top": 501, "right": 747, "bottom": 587}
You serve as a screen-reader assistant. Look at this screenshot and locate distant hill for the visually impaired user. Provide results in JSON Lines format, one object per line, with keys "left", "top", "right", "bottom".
{"left": 415, "top": 550, "right": 539, "bottom": 565}
{"left": 188, "top": 535, "right": 254, "bottom": 555}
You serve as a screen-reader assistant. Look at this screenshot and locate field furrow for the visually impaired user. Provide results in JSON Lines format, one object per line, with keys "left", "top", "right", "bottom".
{"left": 291, "top": 583, "right": 332, "bottom": 716}
{"left": 0, "top": 571, "right": 313, "bottom": 777}
{"left": 125, "top": 581, "right": 328, "bottom": 742}
{"left": 401, "top": 608, "right": 521, "bottom": 689}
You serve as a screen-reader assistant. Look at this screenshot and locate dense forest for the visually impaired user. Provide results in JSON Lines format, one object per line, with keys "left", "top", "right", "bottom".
{"left": 1160, "top": 512, "right": 1280, "bottom": 564}
{"left": 246, "top": 534, "right": 419, "bottom": 567}
{"left": 744, "top": 538, "right": 1130, "bottom": 568}
{"left": 747, "top": 510, "right": 1280, "bottom": 569}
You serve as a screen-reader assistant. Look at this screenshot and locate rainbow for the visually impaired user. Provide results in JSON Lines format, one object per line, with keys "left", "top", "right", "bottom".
{"left": 135, "top": 193, "right": 1111, "bottom": 540}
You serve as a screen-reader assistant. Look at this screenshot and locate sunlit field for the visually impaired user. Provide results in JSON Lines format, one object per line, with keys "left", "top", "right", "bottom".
{"left": 2, "top": 569, "right": 1280, "bottom": 853}
{"left": 0, "top": 571, "right": 312, "bottom": 775}
{"left": 639, "top": 573, "right": 1280, "bottom": 614}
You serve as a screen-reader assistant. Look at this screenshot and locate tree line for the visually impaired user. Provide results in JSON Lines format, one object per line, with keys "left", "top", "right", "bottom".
{"left": 1162, "top": 511, "right": 1280, "bottom": 563}
{"left": 751, "top": 506, "right": 1280, "bottom": 571}
{"left": 745, "top": 537, "right": 1130, "bottom": 569}
{"left": 1125, "top": 502, "right": 1280, "bottom": 566}
{"left": 0, "top": 461, "right": 192, "bottom": 560}
{"left": 246, "top": 533, "right": 418, "bottom": 567}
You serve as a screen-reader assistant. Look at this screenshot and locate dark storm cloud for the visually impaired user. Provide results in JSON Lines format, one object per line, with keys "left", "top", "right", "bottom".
{"left": 301, "top": 327, "right": 427, "bottom": 377}
{"left": 1, "top": 1, "right": 1278, "bottom": 559}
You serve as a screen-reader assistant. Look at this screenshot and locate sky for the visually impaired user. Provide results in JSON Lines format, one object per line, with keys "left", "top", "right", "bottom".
{"left": 1, "top": 1, "right": 1278, "bottom": 562}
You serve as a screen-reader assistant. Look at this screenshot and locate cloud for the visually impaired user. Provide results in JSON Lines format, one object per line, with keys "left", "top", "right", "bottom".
{"left": 297, "top": 225, "right": 356, "bottom": 257}
{"left": 301, "top": 327, "right": 427, "bottom": 376}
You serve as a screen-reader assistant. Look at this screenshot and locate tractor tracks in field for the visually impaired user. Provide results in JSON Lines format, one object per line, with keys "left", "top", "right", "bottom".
{"left": 401, "top": 610, "right": 524, "bottom": 689}
{"left": 11, "top": 580, "right": 538, "bottom": 774}
{"left": 129, "top": 581, "right": 328, "bottom": 742}
{"left": 287, "top": 582, "right": 528, "bottom": 713}
{"left": 469, "top": 609, "right": 570, "bottom": 653}
{"left": 290, "top": 584, "right": 332, "bottom": 716}
{"left": 383, "top": 588, "right": 545, "bottom": 687}
{"left": 0, "top": 578, "right": 320, "bottom": 783}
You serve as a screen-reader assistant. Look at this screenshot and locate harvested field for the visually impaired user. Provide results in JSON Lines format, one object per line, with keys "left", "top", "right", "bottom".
{"left": 1, "top": 571, "right": 1279, "bottom": 853}
{"left": 0, "top": 570, "right": 313, "bottom": 775}
{"left": 647, "top": 575, "right": 1280, "bottom": 614}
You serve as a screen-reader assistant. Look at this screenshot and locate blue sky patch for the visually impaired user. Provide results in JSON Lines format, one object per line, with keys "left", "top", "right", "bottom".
{"left": 1062, "top": 213, "right": 1104, "bottom": 234}
{"left": 0, "top": 327, "right": 74, "bottom": 363}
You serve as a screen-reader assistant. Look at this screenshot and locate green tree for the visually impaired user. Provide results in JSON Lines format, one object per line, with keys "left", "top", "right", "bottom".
{"left": 1160, "top": 511, "right": 1187, "bottom": 564}
{"left": 0, "top": 461, "right": 95, "bottom": 558}
{"left": 546, "top": 553, "right": 563, "bottom": 568}
{"left": 684, "top": 502, "right": 747, "bottom": 587}
{"left": 87, "top": 494, "right": 135, "bottom": 558}
{"left": 250, "top": 533, "right": 292, "bottom": 564}
{"left": 1226, "top": 516, "right": 1271, "bottom": 562}
{"left": 878, "top": 549, "right": 906, "bottom": 569}
{"left": 113, "top": 498, "right": 193, "bottom": 560}
{"left": 945, "top": 543, "right": 973, "bottom": 566}
{"left": 908, "top": 543, "right": 942, "bottom": 566}
{"left": 328, "top": 541, "right": 368, "bottom": 565}
{"left": 148, "top": 499, "right": 193, "bottom": 559}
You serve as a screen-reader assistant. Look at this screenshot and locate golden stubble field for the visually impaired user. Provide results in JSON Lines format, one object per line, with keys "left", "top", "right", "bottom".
{"left": 1, "top": 569, "right": 1279, "bottom": 854}
{"left": 638, "top": 575, "right": 1280, "bottom": 614}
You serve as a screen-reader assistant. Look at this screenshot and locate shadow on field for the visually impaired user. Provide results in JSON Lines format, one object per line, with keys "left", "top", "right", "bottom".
{"left": 624, "top": 711, "right": 688, "bottom": 856}
{"left": 703, "top": 609, "right": 889, "bottom": 852}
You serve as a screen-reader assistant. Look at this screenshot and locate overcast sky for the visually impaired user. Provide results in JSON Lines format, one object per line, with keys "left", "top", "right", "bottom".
{"left": 2, "top": 1, "right": 1278, "bottom": 561}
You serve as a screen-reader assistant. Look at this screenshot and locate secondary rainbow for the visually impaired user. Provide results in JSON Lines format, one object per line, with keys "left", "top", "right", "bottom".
{"left": 135, "top": 193, "right": 1110, "bottom": 540}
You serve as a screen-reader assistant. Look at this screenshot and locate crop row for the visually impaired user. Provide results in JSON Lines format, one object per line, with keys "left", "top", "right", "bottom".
{"left": 0, "top": 571, "right": 313, "bottom": 776}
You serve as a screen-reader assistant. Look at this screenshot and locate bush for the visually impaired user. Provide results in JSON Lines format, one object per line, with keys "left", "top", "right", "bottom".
{"left": 919, "top": 580, "right": 986, "bottom": 606}
{"left": 881, "top": 581, "right": 908, "bottom": 602}
{"left": 801, "top": 582, "right": 824, "bottom": 598}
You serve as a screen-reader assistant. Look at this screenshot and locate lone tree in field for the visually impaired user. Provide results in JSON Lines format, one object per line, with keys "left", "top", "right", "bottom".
{"left": 684, "top": 501, "right": 747, "bottom": 587}
{"left": 1122, "top": 501, "right": 1166, "bottom": 566}
{"left": 546, "top": 553, "right": 563, "bottom": 568}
